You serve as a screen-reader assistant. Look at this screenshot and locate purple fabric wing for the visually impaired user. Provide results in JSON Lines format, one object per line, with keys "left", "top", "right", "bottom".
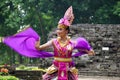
{"left": 72, "top": 37, "right": 92, "bottom": 57}
{"left": 3, "top": 27, "right": 54, "bottom": 58}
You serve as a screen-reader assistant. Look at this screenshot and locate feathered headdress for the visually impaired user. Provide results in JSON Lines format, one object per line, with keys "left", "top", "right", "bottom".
{"left": 58, "top": 6, "right": 74, "bottom": 27}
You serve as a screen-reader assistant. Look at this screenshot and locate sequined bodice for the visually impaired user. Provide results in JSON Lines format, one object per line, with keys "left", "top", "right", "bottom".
{"left": 52, "top": 39, "right": 74, "bottom": 58}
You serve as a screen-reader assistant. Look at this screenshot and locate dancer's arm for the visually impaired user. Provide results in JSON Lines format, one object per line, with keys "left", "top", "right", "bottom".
{"left": 78, "top": 48, "right": 95, "bottom": 56}
{"left": 35, "top": 39, "right": 53, "bottom": 50}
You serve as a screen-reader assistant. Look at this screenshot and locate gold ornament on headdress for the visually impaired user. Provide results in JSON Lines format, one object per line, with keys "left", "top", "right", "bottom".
{"left": 57, "top": 24, "right": 68, "bottom": 29}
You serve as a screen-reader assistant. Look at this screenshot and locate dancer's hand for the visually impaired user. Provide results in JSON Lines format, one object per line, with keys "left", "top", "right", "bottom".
{"left": 0, "top": 37, "right": 4, "bottom": 43}
{"left": 35, "top": 38, "right": 40, "bottom": 50}
{"left": 85, "top": 49, "right": 95, "bottom": 56}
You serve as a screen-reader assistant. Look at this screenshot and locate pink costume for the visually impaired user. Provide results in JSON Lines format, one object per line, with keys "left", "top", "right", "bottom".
{"left": 43, "top": 6, "right": 78, "bottom": 80}
{"left": 43, "top": 39, "right": 78, "bottom": 80}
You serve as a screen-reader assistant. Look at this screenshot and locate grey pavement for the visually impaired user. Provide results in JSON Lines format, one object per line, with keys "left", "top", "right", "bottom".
{"left": 78, "top": 75, "right": 120, "bottom": 80}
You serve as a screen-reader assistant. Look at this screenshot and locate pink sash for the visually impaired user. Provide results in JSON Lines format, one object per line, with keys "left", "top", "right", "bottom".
{"left": 58, "top": 62, "right": 68, "bottom": 80}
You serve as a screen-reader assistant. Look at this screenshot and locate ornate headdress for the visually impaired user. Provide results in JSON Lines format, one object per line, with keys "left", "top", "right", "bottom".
{"left": 58, "top": 6, "right": 74, "bottom": 27}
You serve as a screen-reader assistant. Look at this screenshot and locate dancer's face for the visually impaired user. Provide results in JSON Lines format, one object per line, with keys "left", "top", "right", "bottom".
{"left": 56, "top": 25, "right": 68, "bottom": 37}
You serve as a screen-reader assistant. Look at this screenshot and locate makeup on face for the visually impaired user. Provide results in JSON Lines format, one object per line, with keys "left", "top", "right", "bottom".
{"left": 56, "top": 27, "right": 67, "bottom": 37}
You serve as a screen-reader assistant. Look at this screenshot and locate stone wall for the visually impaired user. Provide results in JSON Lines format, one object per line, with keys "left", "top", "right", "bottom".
{"left": 10, "top": 24, "right": 120, "bottom": 80}
{"left": 47, "top": 24, "right": 120, "bottom": 76}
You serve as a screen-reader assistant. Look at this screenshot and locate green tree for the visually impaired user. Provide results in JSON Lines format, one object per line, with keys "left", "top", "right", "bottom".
{"left": 0, "top": 0, "right": 120, "bottom": 65}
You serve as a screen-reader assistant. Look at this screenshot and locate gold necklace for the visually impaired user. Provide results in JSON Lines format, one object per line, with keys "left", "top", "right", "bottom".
{"left": 57, "top": 36, "right": 70, "bottom": 47}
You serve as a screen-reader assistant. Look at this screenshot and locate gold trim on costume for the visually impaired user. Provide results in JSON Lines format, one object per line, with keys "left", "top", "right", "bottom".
{"left": 54, "top": 57, "right": 72, "bottom": 62}
{"left": 70, "top": 67, "right": 78, "bottom": 75}
{"left": 46, "top": 65, "right": 57, "bottom": 74}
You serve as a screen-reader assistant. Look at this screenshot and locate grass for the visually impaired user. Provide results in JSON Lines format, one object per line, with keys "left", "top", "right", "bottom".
{"left": 0, "top": 76, "right": 19, "bottom": 80}
{"left": 16, "top": 66, "right": 46, "bottom": 72}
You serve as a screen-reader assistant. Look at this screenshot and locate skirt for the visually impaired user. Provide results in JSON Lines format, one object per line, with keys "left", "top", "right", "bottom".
{"left": 42, "top": 71, "right": 78, "bottom": 80}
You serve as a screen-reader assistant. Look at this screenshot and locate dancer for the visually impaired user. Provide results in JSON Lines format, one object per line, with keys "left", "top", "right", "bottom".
{"left": 1, "top": 6, "right": 94, "bottom": 80}
{"left": 35, "top": 6, "right": 94, "bottom": 80}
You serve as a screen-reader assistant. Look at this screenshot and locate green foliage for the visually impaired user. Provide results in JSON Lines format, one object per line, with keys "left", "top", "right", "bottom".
{"left": 93, "top": 1, "right": 120, "bottom": 24}
{"left": 0, "top": 0, "right": 120, "bottom": 65}
{"left": 0, "top": 72, "right": 9, "bottom": 76}
{"left": 17, "top": 65, "right": 26, "bottom": 69}
{"left": 16, "top": 65, "right": 46, "bottom": 72}
{"left": 113, "top": 1, "right": 120, "bottom": 16}
{"left": 0, "top": 76, "right": 19, "bottom": 80}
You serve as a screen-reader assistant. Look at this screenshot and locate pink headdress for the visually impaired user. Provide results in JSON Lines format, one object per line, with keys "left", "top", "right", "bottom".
{"left": 58, "top": 6, "right": 74, "bottom": 26}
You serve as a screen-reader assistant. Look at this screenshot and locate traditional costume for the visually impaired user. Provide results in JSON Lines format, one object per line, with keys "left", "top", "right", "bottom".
{"left": 2, "top": 6, "right": 92, "bottom": 80}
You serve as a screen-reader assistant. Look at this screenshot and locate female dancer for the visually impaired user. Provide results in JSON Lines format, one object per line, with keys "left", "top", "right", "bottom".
{"left": 1, "top": 6, "right": 94, "bottom": 80}
{"left": 35, "top": 6, "right": 94, "bottom": 80}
